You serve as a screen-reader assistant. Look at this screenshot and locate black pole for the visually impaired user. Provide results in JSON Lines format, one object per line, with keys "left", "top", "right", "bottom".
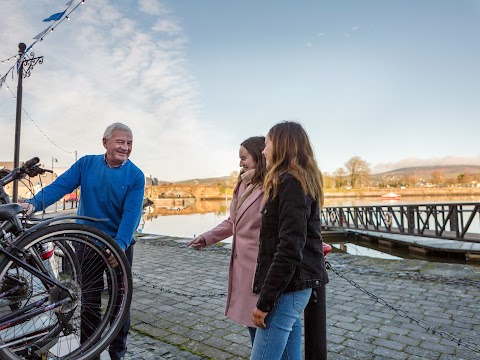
{"left": 12, "top": 43, "right": 26, "bottom": 203}
{"left": 304, "top": 285, "right": 327, "bottom": 360}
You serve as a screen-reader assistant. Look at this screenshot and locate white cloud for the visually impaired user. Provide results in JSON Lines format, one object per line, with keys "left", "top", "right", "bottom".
{"left": 152, "top": 18, "right": 182, "bottom": 35}
{"left": 138, "top": 0, "right": 169, "bottom": 16}
{"left": 0, "top": 0, "right": 233, "bottom": 181}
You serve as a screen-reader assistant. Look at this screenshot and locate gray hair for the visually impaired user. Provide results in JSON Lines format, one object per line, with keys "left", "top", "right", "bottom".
{"left": 103, "top": 123, "right": 132, "bottom": 140}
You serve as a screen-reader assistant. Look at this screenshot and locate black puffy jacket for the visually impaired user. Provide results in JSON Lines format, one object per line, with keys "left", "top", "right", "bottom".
{"left": 253, "top": 173, "right": 329, "bottom": 312}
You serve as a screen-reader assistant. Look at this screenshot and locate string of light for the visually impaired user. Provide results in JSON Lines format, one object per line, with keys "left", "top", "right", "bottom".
{"left": 1, "top": 0, "right": 86, "bottom": 87}
{"left": 29, "top": 0, "right": 85, "bottom": 45}
{"left": 1, "top": 55, "right": 17, "bottom": 64}
{"left": 3, "top": 82, "right": 76, "bottom": 155}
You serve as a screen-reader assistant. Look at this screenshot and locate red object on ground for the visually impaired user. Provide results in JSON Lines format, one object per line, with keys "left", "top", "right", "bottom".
{"left": 322, "top": 243, "right": 332, "bottom": 257}
{"left": 64, "top": 192, "right": 78, "bottom": 202}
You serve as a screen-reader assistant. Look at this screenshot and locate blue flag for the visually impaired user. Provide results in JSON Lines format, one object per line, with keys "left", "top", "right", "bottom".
{"left": 43, "top": 11, "right": 66, "bottom": 22}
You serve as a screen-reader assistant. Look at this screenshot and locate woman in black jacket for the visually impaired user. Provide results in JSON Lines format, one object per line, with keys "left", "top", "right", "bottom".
{"left": 251, "top": 121, "right": 329, "bottom": 360}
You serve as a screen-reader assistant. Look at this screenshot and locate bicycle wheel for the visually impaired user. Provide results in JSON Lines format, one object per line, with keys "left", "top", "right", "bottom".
{"left": 0, "top": 223, "right": 132, "bottom": 360}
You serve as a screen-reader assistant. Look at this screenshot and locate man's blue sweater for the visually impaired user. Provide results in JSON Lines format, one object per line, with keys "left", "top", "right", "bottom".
{"left": 27, "top": 155, "right": 145, "bottom": 250}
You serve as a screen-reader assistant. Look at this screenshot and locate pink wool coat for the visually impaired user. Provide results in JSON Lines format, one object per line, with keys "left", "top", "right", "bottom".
{"left": 201, "top": 181, "right": 263, "bottom": 327}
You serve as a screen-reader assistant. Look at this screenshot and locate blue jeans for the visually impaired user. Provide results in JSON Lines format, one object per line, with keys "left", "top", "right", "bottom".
{"left": 250, "top": 288, "right": 312, "bottom": 360}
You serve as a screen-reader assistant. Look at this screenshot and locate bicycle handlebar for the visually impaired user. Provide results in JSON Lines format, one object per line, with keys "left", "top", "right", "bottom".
{"left": 0, "top": 157, "right": 51, "bottom": 187}
{"left": 22, "top": 157, "right": 40, "bottom": 169}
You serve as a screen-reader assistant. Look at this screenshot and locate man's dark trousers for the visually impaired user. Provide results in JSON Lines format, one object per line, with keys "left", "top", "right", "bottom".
{"left": 79, "top": 244, "right": 133, "bottom": 360}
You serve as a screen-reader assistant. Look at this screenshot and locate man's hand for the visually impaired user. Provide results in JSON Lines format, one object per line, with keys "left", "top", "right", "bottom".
{"left": 187, "top": 235, "right": 206, "bottom": 250}
{"left": 105, "top": 249, "right": 119, "bottom": 268}
{"left": 20, "top": 202, "right": 35, "bottom": 217}
{"left": 252, "top": 307, "right": 268, "bottom": 328}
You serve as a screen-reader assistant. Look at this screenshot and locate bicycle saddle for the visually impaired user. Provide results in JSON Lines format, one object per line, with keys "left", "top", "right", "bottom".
{"left": 0, "top": 203, "right": 23, "bottom": 221}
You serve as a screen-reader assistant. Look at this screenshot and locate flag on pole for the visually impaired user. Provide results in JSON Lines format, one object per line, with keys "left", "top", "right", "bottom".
{"left": 65, "top": 0, "right": 74, "bottom": 5}
{"left": 33, "top": 26, "right": 52, "bottom": 40}
{"left": 43, "top": 11, "right": 66, "bottom": 22}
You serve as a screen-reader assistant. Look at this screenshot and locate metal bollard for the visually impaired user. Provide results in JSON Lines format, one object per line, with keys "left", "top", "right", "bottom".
{"left": 304, "top": 242, "right": 331, "bottom": 360}
{"left": 304, "top": 285, "right": 327, "bottom": 360}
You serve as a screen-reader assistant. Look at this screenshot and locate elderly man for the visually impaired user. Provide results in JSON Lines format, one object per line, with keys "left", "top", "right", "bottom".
{"left": 24, "top": 122, "right": 144, "bottom": 360}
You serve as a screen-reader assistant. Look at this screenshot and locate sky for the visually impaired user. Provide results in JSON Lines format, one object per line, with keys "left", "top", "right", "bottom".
{"left": 1, "top": 0, "right": 479, "bottom": 181}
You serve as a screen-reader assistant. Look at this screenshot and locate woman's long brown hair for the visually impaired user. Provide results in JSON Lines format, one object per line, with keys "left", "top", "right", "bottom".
{"left": 263, "top": 121, "right": 324, "bottom": 206}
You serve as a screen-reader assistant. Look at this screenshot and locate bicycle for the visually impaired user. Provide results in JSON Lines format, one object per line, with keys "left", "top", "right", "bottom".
{"left": 0, "top": 158, "right": 133, "bottom": 359}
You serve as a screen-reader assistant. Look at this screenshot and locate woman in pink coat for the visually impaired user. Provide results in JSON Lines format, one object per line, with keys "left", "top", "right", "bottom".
{"left": 188, "top": 136, "right": 267, "bottom": 344}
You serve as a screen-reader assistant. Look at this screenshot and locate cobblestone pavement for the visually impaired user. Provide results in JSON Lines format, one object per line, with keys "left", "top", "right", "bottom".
{"left": 102, "top": 234, "right": 480, "bottom": 360}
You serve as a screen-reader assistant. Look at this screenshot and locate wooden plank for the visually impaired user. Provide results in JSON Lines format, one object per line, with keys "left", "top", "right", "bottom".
{"left": 349, "top": 229, "right": 480, "bottom": 253}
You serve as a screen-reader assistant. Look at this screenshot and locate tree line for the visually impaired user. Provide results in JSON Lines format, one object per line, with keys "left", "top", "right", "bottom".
{"left": 321, "top": 157, "right": 480, "bottom": 189}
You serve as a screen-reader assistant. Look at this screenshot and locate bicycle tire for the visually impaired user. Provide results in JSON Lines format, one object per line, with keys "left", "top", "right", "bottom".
{"left": 0, "top": 223, "right": 133, "bottom": 360}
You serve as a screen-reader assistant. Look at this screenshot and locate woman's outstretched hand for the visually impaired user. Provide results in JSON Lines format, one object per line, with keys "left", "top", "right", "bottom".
{"left": 187, "top": 235, "right": 206, "bottom": 250}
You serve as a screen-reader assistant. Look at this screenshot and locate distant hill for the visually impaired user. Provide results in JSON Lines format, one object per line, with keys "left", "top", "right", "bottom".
{"left": 153, "top": 165, "right": 480, "bottom": 187}
{"left": 154, "top": 175, "right": 234, "bottom": 186}
{"left": 373, "top": 165, "right": 480, "bottom": 180}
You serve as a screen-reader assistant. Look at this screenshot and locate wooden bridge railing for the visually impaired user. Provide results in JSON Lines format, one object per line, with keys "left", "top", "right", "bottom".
{"left": 322, "top": 202, "right": 480, "bottom": 242}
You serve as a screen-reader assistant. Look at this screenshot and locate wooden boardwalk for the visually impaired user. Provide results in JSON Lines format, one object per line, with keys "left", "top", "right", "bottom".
{"left": 340, "top": 228, "right": 480, "bottom": 260}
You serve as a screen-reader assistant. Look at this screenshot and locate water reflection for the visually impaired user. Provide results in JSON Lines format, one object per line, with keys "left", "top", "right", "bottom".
{"left": 140, "top": 199, "right": 231, "bottom": 241}
{"left": 331, "top": 243, "right": 402, "bottom": 260}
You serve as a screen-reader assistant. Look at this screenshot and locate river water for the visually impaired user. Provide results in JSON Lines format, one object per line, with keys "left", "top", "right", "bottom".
{"left": 139, "top": 195, "right": 480, "bottom": 263}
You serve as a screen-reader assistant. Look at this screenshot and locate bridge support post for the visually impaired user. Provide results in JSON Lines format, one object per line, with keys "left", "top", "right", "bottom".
{"left": 449, "top": 205, "right": 459, "bottom": 238}
{"left": 407, "top": 206, "right": 415, "bottom": 234}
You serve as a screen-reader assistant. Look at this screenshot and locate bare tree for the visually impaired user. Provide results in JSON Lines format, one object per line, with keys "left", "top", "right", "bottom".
{"left": 431, "top": 170, "right": 443, "bottom": 186}
{"left": 344, "top": 156, "right": 370, "bottom": 188}
{"left": 322, "top": 171, "right": 334, "bottom": 189}
{"left": 333, "top": 168, "right": 348, "bottom": 188}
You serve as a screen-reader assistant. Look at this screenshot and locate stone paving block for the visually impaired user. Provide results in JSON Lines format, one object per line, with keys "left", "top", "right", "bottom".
{"left": 163, "top": 333, "right": 190, "bottom": 346}
{"left": 343, "top": 338, "right": 376, "bottom": 353}
{"left": 327, "top": 333, "right": 346, "bottom": 344}
{"left": 388, "top": 334, "right": 421, "bottom": 347}
{"left": 339, "top": 345, "right": 375, "bottom": 359}
{"left": 373, "top": 338, "right": 405, "bottom": 352}
{"left": 134, "top": 324, "right": 171, "bottom": 339}
{"left": 357, "top": 327, "right": 389, "bottom": 339}
{"left": 328, "top": 352, "right": 351, "bottom": 360}
{"left": 330, "top": 314, "right": 359, "bottom": 323}
{"left": 450, "top": 347, "right": 480, "bottom": 360}
{"left": 373, "top": 346, "right": 409, "bottom": 360}
{"left": 328, "top": 325, "right": 348, "bottom": 336}
{"left": 192, "top": 322, "right": 216, "bottom": 333}
{"left": 419, "top": 340, "right": 456, "bottom": 355}
{"left": 223, "top": 332, "right": 248, "bottom": 344}
{"left": 404, "top": 344, "right": 442, "bottom": 359}
{"left": 379, "top": 324, "right": 410, "bottom": 336}
{"left": 225, "top": 342, "right": 251, "bottom": 358}
{"left": 357, "top": 313, "right": 384, "bottom": 323}
{"left": 335, "top": 321, "right": 363, "bottom": 332}
{"left": 202, "top": 336, "right": 233, "bottom": 350}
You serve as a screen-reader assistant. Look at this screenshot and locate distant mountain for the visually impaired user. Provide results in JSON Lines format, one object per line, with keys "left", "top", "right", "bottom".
{"left": 153, "top": 175, "right": 234, "bottom": 186}
{"left": 153, "top": 165, "right": 480, "bottom": 186}
{"left": 373, "top": 165, "right": 480, "bottom": 180}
